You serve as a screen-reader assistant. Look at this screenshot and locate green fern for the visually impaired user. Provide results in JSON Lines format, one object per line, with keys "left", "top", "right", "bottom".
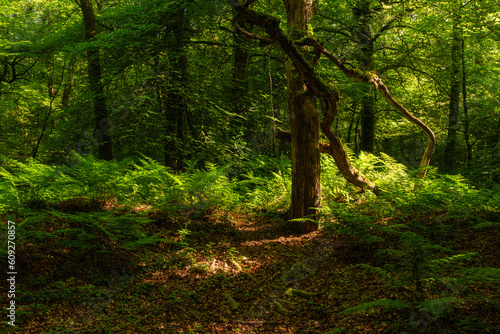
{"left": 347, "top": 263, "right": 393, "bottom": 281}
{"left": 339, "top": 299, "right": 411, "bottom": 315}
{"left": 416, "top": 297, "right": 457, "bottom": 320}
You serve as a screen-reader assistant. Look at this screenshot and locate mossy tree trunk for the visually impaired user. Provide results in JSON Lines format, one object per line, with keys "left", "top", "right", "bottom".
{"left": 231, "top": 1, "right": 434, "bottom": 213}
{"left": 283, "top": 0, "right": 321, "bottom": 233}
{"left": 80, "top": 0, "right": 113, "bottom": 161}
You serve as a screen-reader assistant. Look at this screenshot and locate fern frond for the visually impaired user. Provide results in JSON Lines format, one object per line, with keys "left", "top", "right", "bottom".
{"left": 339, "top": 299, "right": 410, "bottom": 315}
{"left": 348, "top": 263, "right": 393, "bottom": 280}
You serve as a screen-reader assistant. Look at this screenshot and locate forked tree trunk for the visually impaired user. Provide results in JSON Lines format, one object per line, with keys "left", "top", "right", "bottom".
{"left": 232, "top": 1, "right": 435, "bottom": 221}
{"left": 80, "top": 0, "right": 113, "bottom": 161}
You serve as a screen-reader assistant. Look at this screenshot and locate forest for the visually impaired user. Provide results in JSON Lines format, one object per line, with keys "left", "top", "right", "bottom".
{"left": 0, "top": 0, "right": 499, "bottom": 333}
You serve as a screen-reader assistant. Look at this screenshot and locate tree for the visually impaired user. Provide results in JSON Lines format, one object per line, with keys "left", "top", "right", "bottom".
{"left": 80, "top": 0, "right": 113, "bottom": 161}
{"left": 232, "top": 17, "right": 251, "bottom": 133}
{"left": 352, "top": 0, "right": 376, "bottom": 153}
{"left": 231, "top": 1, "right": 436, "bottom": 226}
{"left": 444, "top": 10, "right": 461, "bottom": 171}
{"left": 156, "top": 5, "right": 190, "bottom": 171}
{"left": 282, "top": 0, "right": 322, "bottom": 232}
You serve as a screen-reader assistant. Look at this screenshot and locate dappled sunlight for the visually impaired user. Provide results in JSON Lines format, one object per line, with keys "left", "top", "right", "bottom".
{"left": 1, "top": 0, "right": 499, "bottom": 331}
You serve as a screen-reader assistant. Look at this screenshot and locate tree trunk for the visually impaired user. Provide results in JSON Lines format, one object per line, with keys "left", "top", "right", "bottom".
{"left": 62, "top": 56, "right": 76, "bottom": 110}
{"left": 346, "top": 104, "right": 357, "bottom": 145}
{"left": 32, "top": 59, "right": 56, "bottom": 159}
{"left": 232, "top": 18, "right": 251, "bottom": 135}
{"left": 80, "top": 0, "right": 113, "bottom": 161}
{"left": 353, "top": 0, "right": 376, "bottom": 153}
{"left": 461, "top": 38, "right": 472, "bottom": 164}
{"left": 360, "top": 89, "right": 375, "bottom": 152}
{"left": 233, "top": 4, "right": 379, "bottom": 196}
{"left": 284, "top": 0, "right": 321, "bottom": 233}
{"left": 232, "top": 2, "right": 433, "bottom": 197}
{"left": 159, "top": 8, "right": 189, "bottom": 172}
{"left": 444, "top": 20, "right": 461, "bottom": 171}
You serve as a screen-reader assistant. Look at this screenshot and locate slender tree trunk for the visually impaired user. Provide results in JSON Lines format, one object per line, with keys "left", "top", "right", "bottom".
{"left": 360, "top": 89, "right": 375, "bottom": 152}
{"left": 284, "top": 0, "right": 321, "bottom": 233}
{"left": 347, "top": 105, "right": 357, "bottom": 145}
{"left": 62, "top": 57, "right": 76, "bottom": 110}
{"left": 33, "top": 60, "right": 56, "bottom": 159}
{"left": 354, "top": 115, "right": 361, "bottom": 152}
{"left": 80, "top": 0, "right": 113, "bottom": 161}
{"left": 232, "top": 18, "right": 251, "bottom": 134}
{"left": 494, "top": 119, "right": 500, "bottom": 155}
{"left": 354, "top": 0, "right": 376, "bottom": 153}
{"left": 160, "top": 9, "right": 189, "bottom": 172}
{"left": 461, "top": 38, "right": 472, "bottom": 164}
{"left": 444, "top": 20, "right": 461, "bottom": 171}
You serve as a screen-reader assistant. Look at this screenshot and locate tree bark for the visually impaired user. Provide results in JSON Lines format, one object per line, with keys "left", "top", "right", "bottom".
{"left": 32, "top": 60, "right": 56, "bottom": 159}
{"left": 232, "top": 2, "right": 434, "bottom": 198}
{"left": 158, "top": 8, "right": 189, "bottom": 172}
{"left": 62, "top": 57, "right": 76, "bottom": 110}
{"left": 353, "top": 0, "right": 375, "bottom": 153}
{"left": 233, "top": 4, "right": 378, "bottom": 197}
{"left": 80, "top": 0, "right": 113, "bottom": 161}
{"left": 232, "top": 18, "right": 251, "bottom": 130}
{"left": 283, "top": 0, "right": 321, "bottom": 233}
{"left": 462, "top": 38, "right": 472, "bottom": 164}
{"left": 444, "top": 19, "right": 461, "bottom": 171}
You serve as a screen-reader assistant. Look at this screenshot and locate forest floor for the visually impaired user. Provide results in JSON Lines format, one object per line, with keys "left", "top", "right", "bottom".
{"left": 1, "top": 202, "right": 500, "bottom": 333}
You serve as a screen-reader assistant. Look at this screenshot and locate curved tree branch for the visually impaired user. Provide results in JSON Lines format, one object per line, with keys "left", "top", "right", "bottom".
{"left": 301, "top": 39, "right": 435, "bottom": 178}
{"left": 233, "top": 23, "right": 275, "bottom": 45}
{"left": 233, "top": 4, "right": 435, "bottom": 189}
{"left": 233, "top": 5, "right": 379, "bottom": 193}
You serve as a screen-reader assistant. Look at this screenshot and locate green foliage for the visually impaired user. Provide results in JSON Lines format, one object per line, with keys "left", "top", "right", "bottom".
{"left": 416, "top": 297, "right": 457, "bottom": 320}
{"left": 1, "top": 0, "right": 499, "bottom": 332}
{"left": 323, "top": 151, "right": 499, "bottom": 225}
{"left": 339, "top": 298, "right": 411, "bottom": 315}
{"left": 18, "top": 277, "right": 94, "bottom": 304}
{"left": 236, "top": 155, "right": 291, "bottom": 211}
{"left": 19, "top": 210, "right": 164, "bottom": 252}
{"left": 182, "top": 160, "right": 240, "bottom": 211}
{"left": 0, "top": 155, "right": 73, "bottom": 211}
{"left": 340, "top": 228, "right": 498, "bottom": 327}
{"left": 327, "top": 152, "right": 499, "bottom": 328}
{"left": 116, "top": 155, "right": 180, "bottom": 206}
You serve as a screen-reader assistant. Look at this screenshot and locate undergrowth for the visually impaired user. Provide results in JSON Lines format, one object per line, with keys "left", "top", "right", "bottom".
{"left": 0, "top": 150, "right": 498, "bottom": 333}
{"left": 320, "top": 151, "right": 500, "bottom": 332}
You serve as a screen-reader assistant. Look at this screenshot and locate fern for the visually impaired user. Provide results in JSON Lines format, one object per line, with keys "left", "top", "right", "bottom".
{"left": 236, "top": 157, "right": 291, "bottom": 211}
{"left": 348, "top": 263, "right": 393, "bottom": 281}
{"left": 0, "top": 155, "right": 74, "bottom": 212}
{"left": 416, "top": 297, "right": 457, "bottom": 320}
{"left": 339, "top": 299, "right": 411, "bottom": 315}
{"left": 472, "top": 220, "right": 500, "bottom": 229}
{"left": 15, "top": 210, "right": 167, "bottom": 254}
{"left": 462, "top": 267, "right": 500, "bottom": 284}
